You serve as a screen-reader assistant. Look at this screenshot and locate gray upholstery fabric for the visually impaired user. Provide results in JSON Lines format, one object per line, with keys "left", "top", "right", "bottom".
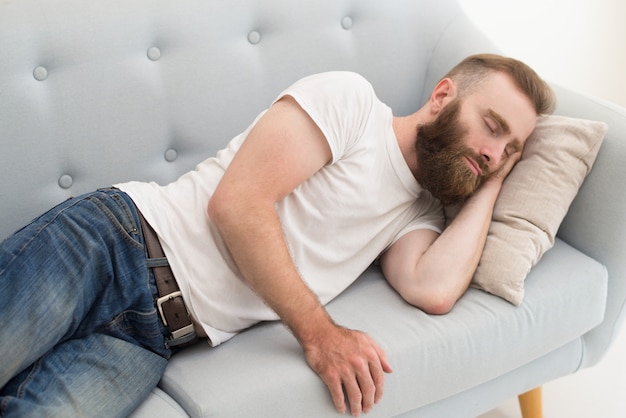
{"left": 160, "top": 240, "right": 605, "bottom": 417}
{"left": 1, "top": 0, "right": 624, "bottom": 416}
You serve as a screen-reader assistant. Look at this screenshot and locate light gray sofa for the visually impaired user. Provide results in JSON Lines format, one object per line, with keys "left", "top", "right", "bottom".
{"left": 1, "top": 0, "right": 624, "bottom": 417}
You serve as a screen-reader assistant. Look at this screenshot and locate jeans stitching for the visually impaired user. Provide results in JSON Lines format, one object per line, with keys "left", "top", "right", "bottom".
{"left": 111, "top": 193, "right": 136, "bottom": 228}
{"left": 0, "top": 196, "right": 86, "bottom": 278}
{"left": 1, "top": 191, "right": 143, "bottom": 277}
{"left": 103, "top": 309, "right": 163, "bottom": 340}
{"left": 87, "top": 195, "right": 143, "bottom": 251}
{"left": 14, "top": 357, "right": 42, "bottom": 400}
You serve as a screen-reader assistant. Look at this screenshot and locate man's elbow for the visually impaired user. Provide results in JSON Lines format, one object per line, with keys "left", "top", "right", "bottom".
{"left": 207, "top": 195, "right": 220, "bottom": 222}
{"left": 404, "top": 287, "right": 458, "bottom": 315}
{"left": 419, "top": 295, "right": 456, "bottom": 315}
{"left": 207, "top": 189, "right": 236, "bottom": 227}
{"left": 208, "top": 188, "right": 275, "bottom": 231}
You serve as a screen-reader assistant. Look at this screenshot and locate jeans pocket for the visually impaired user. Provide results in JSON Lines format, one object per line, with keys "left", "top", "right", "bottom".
{"left": 88, "top": 192, "right": 144, "bottom": 250}
{"left": 101, "top": 309, "right": 169, "bottom": 359}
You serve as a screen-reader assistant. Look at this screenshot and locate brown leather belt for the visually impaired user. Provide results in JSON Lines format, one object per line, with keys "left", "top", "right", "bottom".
{"left": 137, "top": 210, "right": 197, "bottom": 347}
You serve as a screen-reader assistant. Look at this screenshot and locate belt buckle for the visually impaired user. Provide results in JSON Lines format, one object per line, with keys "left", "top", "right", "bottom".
{"left": 156, "top": 291, "right": 197, "bottom": 346}
{"left": 156, "top": 291, "right": 183, "bottom": 327}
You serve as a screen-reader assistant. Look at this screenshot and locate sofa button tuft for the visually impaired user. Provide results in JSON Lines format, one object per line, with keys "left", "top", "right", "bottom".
{"left": 164, "top": 148, "right": 178, "bottom": 162}
{"left": 341, "top": 16, "right": 353, "bottom": 30}
{"left": 33, "top": 66, "right": 48, "bottom": 81}
{"left": 58, "top": 174, "right": 73, "bottom": 189}
{"left": 147, "top": 47, "right": 162, "bottom": 61}
{"left": 248, "top": 31, "right": 261, "bottom": 45}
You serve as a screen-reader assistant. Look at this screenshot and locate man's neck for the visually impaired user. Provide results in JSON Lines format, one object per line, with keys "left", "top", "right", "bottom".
{"left": 393, "top": 112, "right": 422, "bottom": 175}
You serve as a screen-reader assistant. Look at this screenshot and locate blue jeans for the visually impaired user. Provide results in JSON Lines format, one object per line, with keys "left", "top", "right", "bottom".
{"left": 0, "top": 189, "right": 171, "bottom": 417}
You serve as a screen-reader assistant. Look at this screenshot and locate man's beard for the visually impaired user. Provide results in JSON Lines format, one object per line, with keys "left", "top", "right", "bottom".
{"left": 414, "top": 99, "right": 490, "bottom": 205}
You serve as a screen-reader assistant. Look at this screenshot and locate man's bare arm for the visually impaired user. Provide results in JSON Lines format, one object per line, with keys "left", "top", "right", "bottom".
{"left": 208, "top": 96, "right": 391, "bottom": 416}
{"left": 381, "top": 153, "right": 520, "bottom": 314}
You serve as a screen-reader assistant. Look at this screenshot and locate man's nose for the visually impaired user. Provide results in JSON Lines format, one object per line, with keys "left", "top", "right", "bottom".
{"left": 479, "top": 141, "right": 506, "bottom": 171}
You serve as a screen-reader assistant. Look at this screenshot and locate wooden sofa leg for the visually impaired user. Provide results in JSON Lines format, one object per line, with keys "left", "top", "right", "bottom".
{"left": 518, "top": 386, "right": 543, "bottom": 418}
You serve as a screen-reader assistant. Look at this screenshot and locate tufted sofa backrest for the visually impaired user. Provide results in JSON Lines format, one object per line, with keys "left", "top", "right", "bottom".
{"left": 0, "top": 0, "right": 495, "bottom": 240}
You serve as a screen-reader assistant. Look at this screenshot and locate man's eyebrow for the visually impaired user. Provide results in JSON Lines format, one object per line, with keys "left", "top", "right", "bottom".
{"left": 487, "top": 108, "right": 511, "bottom": 135}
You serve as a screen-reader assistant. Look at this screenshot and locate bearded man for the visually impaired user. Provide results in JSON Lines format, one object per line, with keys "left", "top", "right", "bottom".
{"left": 0, "top": 54, "right": 554, "bottom": 417}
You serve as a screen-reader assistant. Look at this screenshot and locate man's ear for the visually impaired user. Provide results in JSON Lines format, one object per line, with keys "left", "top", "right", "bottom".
{"left": 430, "top": 78, "right": 457, "bottom": 114}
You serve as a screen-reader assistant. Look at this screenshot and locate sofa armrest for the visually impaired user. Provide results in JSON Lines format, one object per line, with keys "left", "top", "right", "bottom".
{"left": 553, "top": 84, "right": 626, "bottom": 366}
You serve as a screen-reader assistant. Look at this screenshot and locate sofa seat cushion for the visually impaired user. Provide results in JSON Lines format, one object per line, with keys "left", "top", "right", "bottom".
{"left": 129, "top": 387, "right": 188, "bottom": 417}
{"left": 159, "top": 238, "right": 607, "bottom": 417}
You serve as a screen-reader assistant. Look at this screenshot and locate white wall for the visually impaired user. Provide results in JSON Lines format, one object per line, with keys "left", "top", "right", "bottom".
{"left": 461, "top": 0, "right": 626, "bottom": 107}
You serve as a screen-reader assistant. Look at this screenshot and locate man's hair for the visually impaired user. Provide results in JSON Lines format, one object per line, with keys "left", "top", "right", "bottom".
{"left": 442, "top": 53, "right": 556, "bottom": 115}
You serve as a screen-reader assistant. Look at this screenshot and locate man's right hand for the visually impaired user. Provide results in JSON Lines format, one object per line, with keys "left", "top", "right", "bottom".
{"left": 301, "top": 323, "right": 392, "bottom": 416}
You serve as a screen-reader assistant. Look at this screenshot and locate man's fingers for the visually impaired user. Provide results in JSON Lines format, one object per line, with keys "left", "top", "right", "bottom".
{"left": 351, "top": 340, "right": 391, "bottom": 414}
{"left": 319, "top": 354, "right": 381, "bottom": 416}
{"left": 489, "top": 149, "right": 522, "bottom": 185}
{"left": 367, "top": 336, "right": 392, "bottom": 404}
{"left": 369, "top": 358, "right": 385, "bottom": 405}
{"left": 373, "top": 341, "right": 393, "bottom": 374}
{"left": 303, "top": 327, "right": 393, "bottom": 416}
{"left": 326, "top": 375, "right": 348, "bottom": 415}
{"left": 343, "top": 375, "right": 364, "bottom": 417}
{"left": 356, "top": 364, "right": 377, "bottom": 414}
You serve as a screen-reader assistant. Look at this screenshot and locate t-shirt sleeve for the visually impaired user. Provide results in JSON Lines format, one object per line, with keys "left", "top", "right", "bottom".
{"left": 390, "top": 191, "right": 445, "bottom": 247}
{"left": 273, "top": 71, "right": 375, "bottom": 163}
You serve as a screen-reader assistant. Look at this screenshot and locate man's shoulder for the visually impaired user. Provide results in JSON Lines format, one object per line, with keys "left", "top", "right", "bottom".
{"left": 283, "top": 71, "right": 375, "bottom": 102}
{"left": 298, "top": 70, "right": 371, "bottom": 86}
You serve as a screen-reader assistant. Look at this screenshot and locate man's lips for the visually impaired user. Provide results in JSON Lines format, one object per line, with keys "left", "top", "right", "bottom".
{"left": 464, "top": 156, "right": 482, "bottom": 176}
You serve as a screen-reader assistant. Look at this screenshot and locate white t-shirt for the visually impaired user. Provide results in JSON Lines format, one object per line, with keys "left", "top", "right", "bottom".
{"left": 117, "top": 72, "right": 444, "bottom": 346}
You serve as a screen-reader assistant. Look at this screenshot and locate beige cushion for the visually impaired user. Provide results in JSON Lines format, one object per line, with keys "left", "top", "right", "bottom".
{"left": 470, "top": 115, "right": 608, "bottom": 305}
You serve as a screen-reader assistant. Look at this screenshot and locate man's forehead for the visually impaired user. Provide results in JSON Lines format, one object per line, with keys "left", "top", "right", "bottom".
{"left": 475, "top": 73, "right": 538, "bottom": 138}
